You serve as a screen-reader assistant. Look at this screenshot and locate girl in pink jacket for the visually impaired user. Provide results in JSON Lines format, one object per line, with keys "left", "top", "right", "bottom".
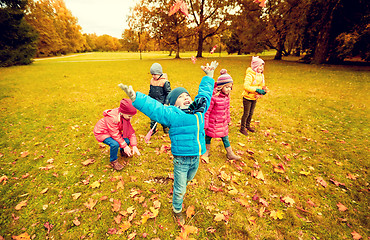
{"left": 94, "top": 99, "right": 141, "bottom": 171}
{"left": 203, "top": 69, "right": 241, "bottom": 161}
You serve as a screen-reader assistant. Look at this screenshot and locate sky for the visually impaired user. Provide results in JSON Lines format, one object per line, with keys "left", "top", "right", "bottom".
{"left": 64, "top": 0, "right": 139, "bottom": 39}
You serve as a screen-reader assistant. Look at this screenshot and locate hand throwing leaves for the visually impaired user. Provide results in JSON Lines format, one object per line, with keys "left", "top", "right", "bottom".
{"left": 118, "top": 84, "right": 136, "bottom": 102}
{"left": 201, "top": 61, "right": 219, "bottom": 78}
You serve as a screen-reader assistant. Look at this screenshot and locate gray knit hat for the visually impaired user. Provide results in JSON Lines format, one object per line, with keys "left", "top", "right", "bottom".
{"left": 150, "top": 63, "right": 163, "bottom": 75}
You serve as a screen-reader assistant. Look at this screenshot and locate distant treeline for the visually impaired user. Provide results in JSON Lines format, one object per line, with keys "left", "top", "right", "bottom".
{"left": 1, "top": 0, "right": 369, "bottom": 67}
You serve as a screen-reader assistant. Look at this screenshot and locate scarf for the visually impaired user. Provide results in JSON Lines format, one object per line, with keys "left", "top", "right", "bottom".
{"left": 120, "top": 115, "right": 135, "bottom": 138}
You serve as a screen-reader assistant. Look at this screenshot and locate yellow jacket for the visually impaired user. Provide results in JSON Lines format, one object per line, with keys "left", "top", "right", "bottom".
{"left": 242, "top": 67, "right": 266, "bottom": 100}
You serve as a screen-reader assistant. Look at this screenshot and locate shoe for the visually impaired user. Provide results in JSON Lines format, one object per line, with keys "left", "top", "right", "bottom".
{"left": 110, "top": 160, "right": 124, "bottom": 171}
{"left": 173, "top": 211, "right": 185, "bottom": 225}
{"left": 239, "top": 128, "right": 248, "bottom": 136}
{"left": 226, "top": 152, "right": 241, "bottom": 161}
{"left": 246, "top": 126, "right": 255, "bottom": 132}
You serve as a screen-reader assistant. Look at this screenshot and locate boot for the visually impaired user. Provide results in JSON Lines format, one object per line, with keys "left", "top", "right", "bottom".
{"left": 110, "top": 160, "right": 124, "bottom": 171}
{"left": 239, "top": 128, "right": 248, "bottom": 136}
{"left": 226, "top": 146, "right": 241, "bottom": 160}
{"left": 201, "top": 144, "right": 211, "bottom": 163}
{"left": 246, "top": 126, "right": 255, "bottom": 132}
{"left": 173, "top": 210, "right": 185, "bottom": 225}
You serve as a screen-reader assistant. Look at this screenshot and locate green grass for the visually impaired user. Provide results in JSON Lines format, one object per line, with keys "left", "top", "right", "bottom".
{"left": 0, "top": 52, "right": 369, "bottom": 239}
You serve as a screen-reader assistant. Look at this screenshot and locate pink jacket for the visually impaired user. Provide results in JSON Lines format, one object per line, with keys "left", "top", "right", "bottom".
{"left": 204, "top": 91, "right": 231, "bottom": 138}
{"left": 93, "top": 108, "right": 137, "bottom": 148}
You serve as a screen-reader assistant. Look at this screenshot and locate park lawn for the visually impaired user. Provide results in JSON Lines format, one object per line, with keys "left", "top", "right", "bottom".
{"left": 0, "top": 52, "right": 369, "bottom": 239}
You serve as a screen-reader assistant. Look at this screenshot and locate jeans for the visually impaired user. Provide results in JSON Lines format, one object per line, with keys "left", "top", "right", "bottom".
{"left": 241, "top": 98, "right": 257, "bottom": 128}
{"left": 205, "top": 135, "right": 231, "bottom": 148}
{"left": 102, "top": 137, "right": 130, "bottom": 162}
{"left": 172, "top": 155, "right": 200, "bottom": 213}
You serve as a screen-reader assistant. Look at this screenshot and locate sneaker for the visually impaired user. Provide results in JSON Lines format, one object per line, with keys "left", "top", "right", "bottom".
{"left": 246, "top": 126, "right": 255, "bottom": 132}
{"left": 239, "top": 128, "right": 248, "bottom": 136}
{"left": 173, "top": 211, "right": 185, "bottom": 225}
{"left": 110, "top": 160, "right": 124, "bottom": 171}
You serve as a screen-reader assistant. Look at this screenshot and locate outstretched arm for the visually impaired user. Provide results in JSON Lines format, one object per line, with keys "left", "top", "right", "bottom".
{"left": 118, "top": 84, "right": 174, "bottom": 127}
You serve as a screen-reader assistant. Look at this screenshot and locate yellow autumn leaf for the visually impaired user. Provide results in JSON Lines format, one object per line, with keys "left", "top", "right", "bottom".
{"left": 40, "top": 188, "right": 49, "bottom": 194}
{"left": 72, "top": 193, "right": 82, "bottom": 200}
{"left": 248, "top": 216, "right": 256, "bottom": 225}
{"left": 186, "top": 205, "right": 195, "bottom": 219}
{"left": 90, "top": 181, "right": 100, "bottom": 189}
{"left": 127, "top": 206, "right": 135, "bottom": 214}
{"left": 300, "top": 171, "right": 311, "bottom": 176}
{"left": 270, "top": 210, "right": 284, "bottom": 220}
{"left": 227, "top": 186, "right": 238, "bottom": 195}
{"left": 256, "top": 171, "right": 265, "bottom": 181}
{"left": 15, "top": 200, "right": 28, "bottom": 210}
{"left": 214, "top": 213, "right": 225, "bottom": 222}
{"left": 141, "top": 211, "right": 151, "bottom": 224}
{"left": 12, "top": 232, "right": 31, "bottom": 240}
{"left": 119, "top": 221, "right": 131, "bottom": 232}
{"left": 150, "top": 207, "right": 159, "bottom": 218}
{"left": 117, "top": 180, "right": 124, "bottom": 190}
{"left": 282, "top": 196, "right": 295, "bottom": 206}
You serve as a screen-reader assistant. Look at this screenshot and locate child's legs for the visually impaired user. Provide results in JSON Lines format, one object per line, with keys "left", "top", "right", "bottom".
{"left": 205, "top": 135, "right": 212, "bottom": 145}
{"left": 221, "top": 136, "right": 231, "bottom": 148}
{"left": 241, "top": 98, "right": 256, "bottom": 128}
{"left": 102, "top": 137, "right": 120, "bottom": 162}
{"left": 246, "top": 100, "right": 257, "bottom": 127}
{"left": 172, "top": 156, "right": 200, "bottom": 213}
{"left": 150, "top": 120, "right": 157, "bottom": 131}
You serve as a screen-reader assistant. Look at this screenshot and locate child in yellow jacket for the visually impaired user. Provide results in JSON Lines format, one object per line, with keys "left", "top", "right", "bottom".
{"left": 240, "top": 56, "right": 268, "bottom": 136}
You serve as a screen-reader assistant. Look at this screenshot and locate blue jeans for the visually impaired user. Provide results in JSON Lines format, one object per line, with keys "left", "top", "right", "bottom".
{"left": 102, "top": 137, "right": 130, "bottom": 162}
{"left": 172, "top": 155, "right": 200, "bottom": 213}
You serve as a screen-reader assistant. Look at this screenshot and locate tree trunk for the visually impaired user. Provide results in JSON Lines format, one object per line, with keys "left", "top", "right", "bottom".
{"left": 196, "top": 29, "right": 203, "bottom": 58}
{"left": 312, "top": 0, "right": 341, "bottom": 64}
{"left": 274, "top": 34, "right": 286, "bottom": 60}
{"left": 175, "top": 34, "right": 180, "bottom": 58}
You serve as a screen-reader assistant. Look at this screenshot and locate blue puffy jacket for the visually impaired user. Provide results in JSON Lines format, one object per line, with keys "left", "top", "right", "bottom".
{"left": 133, "top": 76, "right": 214, "bottom": 156}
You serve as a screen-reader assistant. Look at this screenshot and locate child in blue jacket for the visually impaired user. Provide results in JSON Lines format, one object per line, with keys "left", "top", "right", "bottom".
{"left": 118, "top": 61, "right": 218, "bottom": 225}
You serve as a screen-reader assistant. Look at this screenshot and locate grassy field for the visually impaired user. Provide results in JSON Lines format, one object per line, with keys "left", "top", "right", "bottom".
{"left": 0, "top": 52, "right": 369, "bottom": 239}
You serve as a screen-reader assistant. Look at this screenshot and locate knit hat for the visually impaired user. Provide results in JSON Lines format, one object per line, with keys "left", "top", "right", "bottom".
{"left": 217, "top": 69, "right": 233, "bottom": 86}
{"left": 150, "top": 63, "right": 163, "bottom": 75}
{"left": 251, "top": 56, "right": 265, "bottom": 72}
{"left": 119, "top": 99, "right": 137, "bottom": 115}
{"left": 166, "top": 87, "right": 189, "bottom": 106}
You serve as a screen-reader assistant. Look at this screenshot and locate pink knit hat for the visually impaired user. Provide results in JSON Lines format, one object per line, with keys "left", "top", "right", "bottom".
{"left": 251, "top": 56, "right": 265, "bottom": 72}
{"left": 217, "top": 69, "right": 233, "bottom": 86}
{"left": 119, "top": 99, "right": 137, "bottom": 115}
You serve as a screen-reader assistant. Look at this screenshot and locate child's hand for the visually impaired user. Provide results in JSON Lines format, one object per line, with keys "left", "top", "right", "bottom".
{"left": 123, "top": 146, "right": 132, "bottom": 157}
{"left": 118, "top": 84, "right": 136, "bottom": 102}
{"left": 201, "top": 61, "right": 219, "bottom": 78}
{"left": 132, "top": 146, "right": 141, "bottom": 156}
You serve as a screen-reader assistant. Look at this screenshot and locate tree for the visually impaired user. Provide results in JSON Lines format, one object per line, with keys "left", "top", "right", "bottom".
{"left": 25, "top": 0, "right": 85, "bottom": 56}
{"left": 25, "top": 0, "right": 63, "bottom": 56}
{"left": 136, "top": 0, "right": 193, "bottom": 58}
{"left": 121, "top": 29, "right": 139, "bottom": 52}
{"left": 302, "top": 0, "right": 370, "bottom": 63}
{"left": 0, "top": 0, "right": 38, "bottom": 66}
{"left": 263, "top": 0, "right": 305, "bottom": 60}
{"left": 187, "top": 0, "right": 237, "bottom": 57}
{"left": 222, "top": 0, "right": 265, "bottom": 55}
